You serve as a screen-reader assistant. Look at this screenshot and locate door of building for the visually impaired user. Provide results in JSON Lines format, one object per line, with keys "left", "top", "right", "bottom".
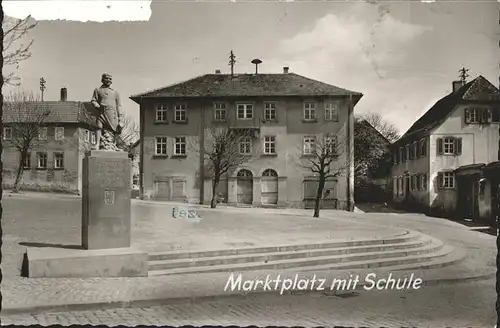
{"left": 237, "top": 169, "right": 253, "bottom": 205}
{"left": 261, "top": 169, "right": 278, "bottom": 205}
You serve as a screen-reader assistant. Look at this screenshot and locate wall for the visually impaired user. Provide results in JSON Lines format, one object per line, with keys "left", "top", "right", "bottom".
{"left": 2, "top": 124, "right": 82, "bottom": 193}
{"left": 429, "top": 103, "right": 499, "bottom": 215}
{"left": 141, "top": 96, "right": 352, "bottom": 208}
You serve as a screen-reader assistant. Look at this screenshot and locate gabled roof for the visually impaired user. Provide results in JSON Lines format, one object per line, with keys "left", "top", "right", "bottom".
{"left": 130, "top": 73, "right": 363, "bottom": 103}
{"left": 394, "top": 75, "right": 500, "bottom": 146}
{"left": 3, "top": 101, "right": 98, "bottom": 126}
{"left": 357, "top": 119, "right": 391, "bottom": 145}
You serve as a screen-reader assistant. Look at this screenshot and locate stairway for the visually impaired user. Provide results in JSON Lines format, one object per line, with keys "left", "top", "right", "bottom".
{"left": 147, "top": 231, "right": 460, "bottom": 276}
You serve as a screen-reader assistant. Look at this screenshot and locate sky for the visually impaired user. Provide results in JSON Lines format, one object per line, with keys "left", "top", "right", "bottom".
{"left": 4, "top": 1, "right": 499, "bottom": 135}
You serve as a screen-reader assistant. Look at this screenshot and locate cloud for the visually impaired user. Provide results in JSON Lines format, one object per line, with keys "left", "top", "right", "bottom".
{"left": 266, "top": 4, "right": 434, "bottom": 133}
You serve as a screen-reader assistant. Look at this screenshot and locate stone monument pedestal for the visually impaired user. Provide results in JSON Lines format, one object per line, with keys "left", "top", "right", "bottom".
{"left": 22, "top": 151, "right": 148, "bottom": 278}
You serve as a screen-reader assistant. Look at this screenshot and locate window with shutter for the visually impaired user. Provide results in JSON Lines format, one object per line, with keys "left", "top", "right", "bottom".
{"left": 437, "top": 138, "right": 443, "bottom": 155}
{"left": 464, "top": 108, "right": 471, "bottom": 124}
{"left": 437, "top": 172, "right": 444, "bottom": 189}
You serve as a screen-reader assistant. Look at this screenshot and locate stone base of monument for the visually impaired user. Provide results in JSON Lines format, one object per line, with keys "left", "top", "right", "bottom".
{"left": 22, "top": 247, "right": 148, "bottom": 278}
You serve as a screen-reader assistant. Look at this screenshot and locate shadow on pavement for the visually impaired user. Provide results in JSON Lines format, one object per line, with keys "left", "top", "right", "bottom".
{"left": 355, "top": 202, "right": 410, "bottom": 214}
{"left": 19, "top": 242, "right": 82, "bottom": 249}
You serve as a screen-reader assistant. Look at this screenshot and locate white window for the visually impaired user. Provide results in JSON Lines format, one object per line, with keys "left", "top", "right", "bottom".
{"left": 264, "top": 102, "right": 277, "bottom": 120}
{"left": 37, "top": 152, "right": 47, "bottom": 168}
{"left": 303, "top": 136, "right": 316, "bottom": 155}
{"left": 155, "top": 136, "right": 168, "bottom": 156}
{"left": 174, "top": 104, "right": 187, "bottom": 122}
{"left": 441, "top": 171, "right": 455, "bottom": 189}
{"left": 90, "top": 131, "right": 97, "bottom": 145}
{"left": 467, "top": 108, "right": 479, "bottom": 123}
{"left": 174, "top": 136, "right": 186, "bottom": 155}
{"left": 239, "top": 137, "right": 252, "bottom": 154}
{"left": 214, "top": 103, "right": 227, "bottom": 121}
{"left": 23, "top": 153, "right": 31, "bottom": 168}
{"left": 324, "top": 103, "right": 338, "bottom": 121}
{"left": 55, "top": 127, "right": 65, "bottom": 141}
{"left": 264, "top": 136, "right": 276, "bottom": 154}
{"left": 156, "top": 104, "right": 168, "bottom": 122}
{"left": 421, "top": 173, "right": 427, "bottom": 190}
{"left": 443, "top": 137, "right": 455, "bottom": 155}
{"left": 38, "top": 127, "right": 48, "bottom": 141}
{"left": 3, "top": 127, "right": 12, "bottom": 140}
{"left": 54, "top": 153, "right": 64, "bottom": 169}
{"left": 324, "top": 136, "right": 337, "bottom": 155}
{"left": 237, "top": 104, "right": 253, "bottom": 119}
{"left": 303, "top": 102, "right": 316, "bottom": 120}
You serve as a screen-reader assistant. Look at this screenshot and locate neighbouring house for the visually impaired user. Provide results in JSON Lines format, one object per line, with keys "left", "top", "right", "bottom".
{"left": 2, "top": 88, "right": 99, "bottom": 194}
{"left": 354, "top": 119, "right": 392, "bottom": 203}
{"left": 130, "top": 67, "right": 363, "bottom": 209}
{"left": 390, "top": 75, "right": 500, "bottom": 225}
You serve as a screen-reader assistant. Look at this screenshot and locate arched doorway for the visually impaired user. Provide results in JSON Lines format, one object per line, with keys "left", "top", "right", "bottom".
{"left": 261, "top": 169, "right": 278, "bottom": 205}
{"left": 237, "top": 169, "right": 253, "bottom": 204}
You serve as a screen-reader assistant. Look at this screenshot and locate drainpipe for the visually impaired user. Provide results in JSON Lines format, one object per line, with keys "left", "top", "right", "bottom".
{"left": 139, "top": 97, "right": 145, "bottom": 200}
{"left": 346, "top": 94, "right": 354, "bottom": 211}
{"left": 199, "top": 102, "right": 205, "bottom": 204}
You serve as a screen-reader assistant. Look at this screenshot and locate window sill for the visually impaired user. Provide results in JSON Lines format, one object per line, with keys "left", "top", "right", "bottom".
{"left": 171, "top": 155, "right": 187, "bottom": 158}
{"left": 302, "top": 119, "right": 318, "bottom": 123}
{"left": 301, "top": 154, "right": 315, "bottom": 158}
{"left": 261, "top": 153, "right": 277, "bottom": 157}
{"left": 53, "top": 167, "right": 65, "bottom": 171}
{"left": 324, "top": 119, "right": 339, "bottom": 123}
{"left": 172, "top": 120, "right": 188, "bottom": 124}
{"left": 239, "top": 153, "right": 253, "bottom": 157}
{"left": 154, "top": 121, "right": 169, "bottom": 125}
{"left": 213, "top": 119, "right": 228, "bottom": 123}
{"left": 262, "top": 119, "right": 278, "bottom": 123}
{"left": 152, "top": 155, "right": 168, "bottom": 159}
{"left": 36, "top": 167, "right": 47, "bottom": 171}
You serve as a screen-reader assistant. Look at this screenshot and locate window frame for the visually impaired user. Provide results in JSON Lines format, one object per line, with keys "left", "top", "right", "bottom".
{"left": 173, "top": 136, "right": 187, "bottom": 156}
{"left": 442, "top": 137, "right": 455, "bottom": 155}
{"left": 55, "top": 127, "right": 65, "bottom": 141}
{"left": 23, "top": 152, "right": 31, "bottom": 169}
{"left": 173, "top": 104, "right": 187, "bottom": 122}
{"left": 3, "top": 127, "right": 12, "bottom": 140}
{"left": 156, "top": 104, "right": 168, "bottom": 122}
{"left": 303, "top": 136, "right": 316, "bottom": 155}
{"left": 36, "top": 152, "right": 48, "bottom": 169}
{"left": 239, "top": 137, "right": 252, "bottom": 155}
{"left": 213, "top": 102, "right": 227, "bottom": 121}
{"left": 264, "top": 102, "right": 277, "bottom": 121}
{"left": 263, "top": 135, "right": 276, "bottom": 155}
{"left": 303, "top": 102, "right": 317, "bottom": 121}
{"left": 53, "top": 152, "right": 65, "bottom": 169}
{"left": 324, "top": 102, "right": 339, "bottom": 122}
{"left": 442, "top": 171, "right": 455, "bottom": 189}
{"left": 38, "top": 127, "right": 48, "bottom": 141}
{"left": 236, "top": 103, "right": 254, "bottom": 120}
{"left": 154, "top": 136, "right": 168, "bottom": 156}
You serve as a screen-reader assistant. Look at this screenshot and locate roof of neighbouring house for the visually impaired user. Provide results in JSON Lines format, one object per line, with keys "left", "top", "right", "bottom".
{"left": 393, "top": 75, "right": 500, "bottom": 146}
{"left": 356, "top": 119, "right": 391, "bottom": 145}
{"left": 129, "top": 73, "right": 363, "bottom": 103}
{"left": 2, "top": 101, "right": 98, "bottom": 126}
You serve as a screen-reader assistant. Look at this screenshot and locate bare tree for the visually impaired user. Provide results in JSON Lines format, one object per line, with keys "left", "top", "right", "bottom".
{"left": 355, "top": 112, "right": 400, "bottom": 143}
{"left": 191, "top": 125, "right": 257, "bottom": 208}
{"left": 3, "top": 91, "right": 54, "bottom": 192}
{"left": 3, "top": 15, "right": 37, "bottom": 86}
{"left": 292, "top": 132, "right": 359, "bottom": 218}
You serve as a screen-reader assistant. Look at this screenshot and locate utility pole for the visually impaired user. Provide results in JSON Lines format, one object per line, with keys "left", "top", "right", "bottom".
{"left": 228, "top": 50, "right": 236, "bottom": 77}
{"left": 458, "top": 67, "right": 469, "bottom": 84}
{"left": 39, "top": 77, "right": 46, "bottom": 101}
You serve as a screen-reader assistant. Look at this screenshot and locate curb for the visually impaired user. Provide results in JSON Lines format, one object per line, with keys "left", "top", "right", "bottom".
{"left": 1, "top": 271, "right": 495, "bottom": 316}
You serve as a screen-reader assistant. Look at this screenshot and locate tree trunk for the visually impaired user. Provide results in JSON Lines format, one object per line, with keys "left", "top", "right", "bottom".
{"left": 313, "top": 177, "right": 326, "bottom": 218}
{"left": 12, "top": 151, "right": 27, "bottom": 193}
{"left": 210, "top": 176, "right": 220, "bottom": 209}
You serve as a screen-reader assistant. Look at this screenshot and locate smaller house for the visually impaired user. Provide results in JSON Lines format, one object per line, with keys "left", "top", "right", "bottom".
{"left": 390, "top": 75, "right": 500, "bottom": 226}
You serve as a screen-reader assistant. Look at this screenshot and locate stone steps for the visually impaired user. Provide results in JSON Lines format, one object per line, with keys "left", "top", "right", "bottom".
{"left": 147, "top": 232, "right": 457, "bottom": 276}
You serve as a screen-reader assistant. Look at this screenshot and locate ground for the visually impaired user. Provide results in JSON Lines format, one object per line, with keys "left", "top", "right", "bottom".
{"left": 0, "top": 192, "right": 496, "bottom": 326}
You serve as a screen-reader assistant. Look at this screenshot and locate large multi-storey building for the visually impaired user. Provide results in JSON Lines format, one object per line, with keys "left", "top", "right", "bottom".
{"left": 2, "top": 88, "right": 98, "bottom": 193}
{"left": 390, "top": 75, "right": 500, "bottom": 224}
{"left": 130, "top": 67, "right": 363, "bottom": 209}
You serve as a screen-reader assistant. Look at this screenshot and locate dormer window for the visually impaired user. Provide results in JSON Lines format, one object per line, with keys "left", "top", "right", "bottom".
{"left": 465, "top": 108, "right": 488, "bottom": 124}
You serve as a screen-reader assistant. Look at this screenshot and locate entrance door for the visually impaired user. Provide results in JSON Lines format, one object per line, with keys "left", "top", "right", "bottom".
{"left": 237, "top": 169, "right": 253, "bottom": 204}
{"left": 261, "top": 169, "right": 278, "bottom": 205}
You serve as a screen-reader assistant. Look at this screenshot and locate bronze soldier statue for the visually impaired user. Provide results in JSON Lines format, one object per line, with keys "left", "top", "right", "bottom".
{"left": 91, "top": 73, "right": 123, "bottom": 150}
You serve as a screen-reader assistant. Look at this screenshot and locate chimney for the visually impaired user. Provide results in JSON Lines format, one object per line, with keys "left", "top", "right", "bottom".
{"left": 452, "top": 81, "right": 463, "bottom": 93}
{"left": 215, "top": 69, "right": 221, "bottom": 74}
{"left": 283, "top": 67, "right": 289, "bottom": 74}
{"left": 60, "top": 87, "right": 67, "bottom": 101}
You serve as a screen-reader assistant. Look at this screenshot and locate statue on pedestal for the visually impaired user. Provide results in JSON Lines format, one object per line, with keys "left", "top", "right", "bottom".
{"left": 91, "top": 73, "right": 123, "bottom": 151}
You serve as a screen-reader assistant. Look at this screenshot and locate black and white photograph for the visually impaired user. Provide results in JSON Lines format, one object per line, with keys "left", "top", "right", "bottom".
{"left": 0, "top": 0, "right": 498, "bottom": 326}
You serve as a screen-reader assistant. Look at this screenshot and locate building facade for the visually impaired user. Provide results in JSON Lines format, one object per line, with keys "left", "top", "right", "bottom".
{"left": 2, "top": 89, "right": 99, "bottom": 194}
{"left": 130, "top": 68, "right": 363, "bottom": 209}
{"left": 390, "top": 76, "right": 500, "bottom": 224}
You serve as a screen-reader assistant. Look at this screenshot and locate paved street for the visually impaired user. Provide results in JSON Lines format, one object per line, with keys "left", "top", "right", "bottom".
{"left": 1, "top": 279, "right": 495, "bottom": 327}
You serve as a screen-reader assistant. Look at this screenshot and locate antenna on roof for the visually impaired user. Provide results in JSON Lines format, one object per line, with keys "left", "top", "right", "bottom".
{"left": 228, "top": 50, "right": 237, "bottom": 77}
{"left": 458, "top": 67, "right": 469, "bottom": 84}
{"left": 251, "top": 58, "right": 262, "bottom": 74}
